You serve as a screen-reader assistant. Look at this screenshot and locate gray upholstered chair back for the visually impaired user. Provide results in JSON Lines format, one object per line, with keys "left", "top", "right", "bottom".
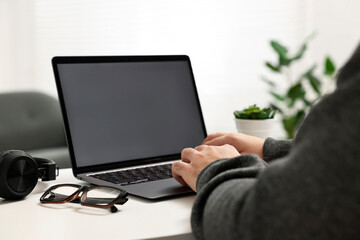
{"left": 0, "top": 91, "right": 66, "bottom": 151}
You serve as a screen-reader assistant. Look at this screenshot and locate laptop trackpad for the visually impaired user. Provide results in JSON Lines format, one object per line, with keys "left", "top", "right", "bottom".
{"left": 121, "top": 178, "right": 194, "bottom": 200}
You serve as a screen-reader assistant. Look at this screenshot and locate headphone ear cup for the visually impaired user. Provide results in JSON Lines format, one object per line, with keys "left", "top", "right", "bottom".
{"left": 0, "top": 150, "right": 39, "bottom": 200}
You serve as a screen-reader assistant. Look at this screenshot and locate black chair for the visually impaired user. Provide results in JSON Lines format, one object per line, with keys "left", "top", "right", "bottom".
{"left": 0, "top": 91, "right": 71, "bottom": 168}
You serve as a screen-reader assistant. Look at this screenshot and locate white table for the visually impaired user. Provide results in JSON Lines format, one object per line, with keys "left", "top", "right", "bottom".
{"left": 0, "top": 169, "right": 195, "bottom": 240}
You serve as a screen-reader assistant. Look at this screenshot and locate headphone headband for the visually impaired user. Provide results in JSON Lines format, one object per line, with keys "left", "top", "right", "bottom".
{"left": 35, "top": 157, "right": 58, "bottom": 181}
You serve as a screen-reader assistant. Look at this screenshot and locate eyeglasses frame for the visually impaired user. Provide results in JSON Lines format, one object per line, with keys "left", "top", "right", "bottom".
{"left": 40, "top": 183, "right": 128, "bottom": 212}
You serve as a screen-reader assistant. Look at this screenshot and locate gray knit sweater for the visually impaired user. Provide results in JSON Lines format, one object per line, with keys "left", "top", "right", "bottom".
{"left": 191, "top": 44, "right": 360, "bottom": 240}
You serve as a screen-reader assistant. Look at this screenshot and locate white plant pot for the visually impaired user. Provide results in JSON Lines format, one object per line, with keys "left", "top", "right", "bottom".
{"left": 235, "top": 118, "right": 276, "bottom": 139}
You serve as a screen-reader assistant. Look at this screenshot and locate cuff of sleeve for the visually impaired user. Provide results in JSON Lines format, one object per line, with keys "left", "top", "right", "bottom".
{"left": 196, "top": 158, "right": 228, "bottom": 191}
{"left": 196, "top": 154, "right": 268, "bottom": 192}
{"left": 263, "top": 137, "right": 293, "bottom": 162}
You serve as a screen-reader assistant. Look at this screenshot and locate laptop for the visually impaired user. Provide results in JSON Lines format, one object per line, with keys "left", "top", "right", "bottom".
{"left": 52, "top": 55, "right": 207, "bottom": 199}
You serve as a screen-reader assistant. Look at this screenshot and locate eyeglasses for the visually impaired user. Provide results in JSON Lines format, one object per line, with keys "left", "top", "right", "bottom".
{"left": 40, "top": 184, "right": 128, "bottom": 213}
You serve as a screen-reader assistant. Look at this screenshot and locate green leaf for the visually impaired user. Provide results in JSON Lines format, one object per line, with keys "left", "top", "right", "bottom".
{"left": 279, "top": 56, "right": 292, "bottom": 66}
{"left": 270, "top": 40, "right": 292, "bottom": 66}
{"left": 265, "top": 62, "right": 281, "bottom": 72}
{"left": 282, "top": 117, "right": 296, "bottom": 139}
{"left": 244, "top": 104, "right": 260, "bottom": 114}
{"left": 302, "top": 64, "right": 317, "bottom": 77}
{"left": 302, "top": 65, "right": 321, "bottom": 96}
{"left": 287, "top": 82, "right": 305, "bottom": 108}
{"left": 270, "top": 103, "right": 283, "bottom": 114}
{"left": 307, "top": 74, "right": 322, "bottom": 96}
{"left": 287, "top": 99, "right": 296, "bottom": 109}
{"left": 234, "top": 111, "right": 238, "bottom": 118}
{"left": 290, "top": 43, "right": 307, "bottom": 61}
{"left": 239, "top": 113, "right": 250, "bottom": 119}
{"left": 261, "top": 76, "right": 277, "bottom": 87}
{"left": 324, "top": 56, "right": 336, "bottom": 76}
{"left": 271, "top": 40, "right": 288, "bottom": 56}
{"left": 295, "top": 110, "right": 305, "bottom": 125}
{"left": 234, "top": 105, "right": 276, "bottom": 119}
{"left": 269, "top": 109, "right": 277, "bottom": 118}
{"left": 234, "top": 111, "right": 250, "bottom": 119}
{"left": 282, "top": 110, "right": 305, "bottom": 139}
{"left": 301, "top": 96, "right": 313, "bottom": 107}
{"left": 270, "top": 91, "right": 285, "bottom": 101}
{"left": 289, "top": 32, "right": 316, "bottom": 62}
{"left": 287, "top": 82, "right": 305, "bottom": 101}
{"left": 250, "top": 112, "right": 261, "bottom": 119}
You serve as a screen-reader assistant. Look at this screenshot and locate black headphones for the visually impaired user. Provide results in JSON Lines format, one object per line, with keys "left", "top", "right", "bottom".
{"left": 0, "top": 150, "right": 58, "bottom": 200}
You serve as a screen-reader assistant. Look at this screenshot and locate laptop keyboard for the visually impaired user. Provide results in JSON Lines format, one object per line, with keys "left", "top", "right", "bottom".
{"left": 90, "top": 164, "right": 173, "bottom": 186}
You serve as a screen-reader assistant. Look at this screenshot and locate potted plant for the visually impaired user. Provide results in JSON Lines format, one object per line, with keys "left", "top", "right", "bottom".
{"left": 234, "top": 104, "right": 277, "bottom": 138}
{"left": 262, "top": 35, "right": 337, "bottom": 139}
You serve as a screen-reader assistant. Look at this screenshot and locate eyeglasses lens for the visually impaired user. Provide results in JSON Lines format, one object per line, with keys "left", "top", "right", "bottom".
{"left": 44, "top": 185, "right": 79, "bottom": 202}
{"left": 83, "top": 188, "right": 122, "bottom": 206}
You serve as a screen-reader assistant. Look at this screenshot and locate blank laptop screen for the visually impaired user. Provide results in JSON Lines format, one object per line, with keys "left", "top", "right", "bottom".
{"left": 57, "top": 59, "right": 206, "bottom": 168}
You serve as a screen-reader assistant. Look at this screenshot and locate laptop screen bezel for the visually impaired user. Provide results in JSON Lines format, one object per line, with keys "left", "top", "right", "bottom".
{"left": 52, "top": 55, "right": 207, "bottom": 176}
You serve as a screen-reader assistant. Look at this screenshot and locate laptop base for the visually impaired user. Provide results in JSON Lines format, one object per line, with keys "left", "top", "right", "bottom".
{"left": 79, "top": 174, "right": 194, "bottom": 200}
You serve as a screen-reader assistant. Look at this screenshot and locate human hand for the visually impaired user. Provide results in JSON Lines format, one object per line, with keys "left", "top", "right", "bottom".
{"left": 203, "top": 132, "right": 265, "bottom": 159}
{"left": 172, "top": 144, "right": 240, "bottom": 192}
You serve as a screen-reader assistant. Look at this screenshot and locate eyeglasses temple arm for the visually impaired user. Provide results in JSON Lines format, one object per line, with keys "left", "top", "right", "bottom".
{"left": 110, "top": 206, "right": 118, "bottom": 213}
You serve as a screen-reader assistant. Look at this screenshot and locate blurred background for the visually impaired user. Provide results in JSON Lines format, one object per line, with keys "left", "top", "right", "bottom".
{"left": 1, "top": 0, "right": 360, "bottom": 137}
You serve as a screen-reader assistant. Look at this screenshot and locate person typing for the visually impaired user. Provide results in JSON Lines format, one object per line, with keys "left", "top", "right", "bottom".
{"left": 172, "top": 43, "right": 360, "bottom": 240}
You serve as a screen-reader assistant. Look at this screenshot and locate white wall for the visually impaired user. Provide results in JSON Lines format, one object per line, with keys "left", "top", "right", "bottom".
{"left": 0, "top": 1, "right": 36, "bottom": 90}
{"left": 1, "top": 0, "right": 359, "bottom": 137}
{"left": 310, "top": 0, "right": 360, "bottom": 68}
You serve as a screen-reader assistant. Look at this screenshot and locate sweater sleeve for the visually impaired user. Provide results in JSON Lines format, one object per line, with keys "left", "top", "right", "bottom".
{"left": 262, "top": 138, "right": 293, "bottom": 162}
{"left": 191, "top": 154, "right": 267, "bottom": 240}
{"left": 192, "top": 135, "right": 360, "bottom": 240}
{"left": 191, "top": 43, "right": 360, "bottom": 240}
